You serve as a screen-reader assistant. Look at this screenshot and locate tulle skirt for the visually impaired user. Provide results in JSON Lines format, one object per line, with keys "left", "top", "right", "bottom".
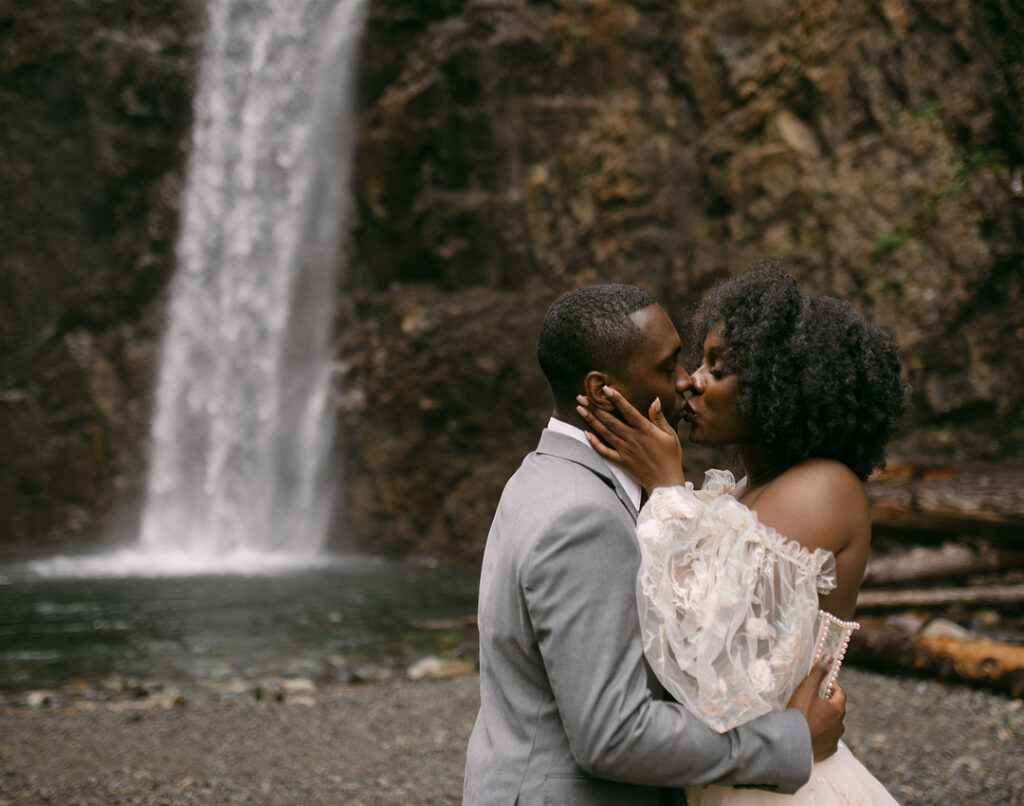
{"left": 687, "top": 741, "right": 900, "bottom": 805}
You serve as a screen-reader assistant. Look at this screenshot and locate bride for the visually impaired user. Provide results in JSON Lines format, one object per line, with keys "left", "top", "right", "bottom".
{"left": 577, "top": 261, "right": 908, "bottom": 804}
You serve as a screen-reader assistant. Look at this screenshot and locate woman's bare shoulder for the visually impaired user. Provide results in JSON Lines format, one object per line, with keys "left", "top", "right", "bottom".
{"left": 752, "top": 459, "right": 869, "bottom": 554}
{"left": 780, "top": 458, "right": 865, "bottom": 493}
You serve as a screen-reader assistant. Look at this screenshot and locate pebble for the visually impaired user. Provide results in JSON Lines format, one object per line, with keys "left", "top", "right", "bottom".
{"left": 24, "top": 690, "right": 54, "bottom": 708}
{"left": 0, "top": 668, "right": 1020, "bottom": 805}
{"left": 407, "top": 655, "right": 477, "bottom": 680}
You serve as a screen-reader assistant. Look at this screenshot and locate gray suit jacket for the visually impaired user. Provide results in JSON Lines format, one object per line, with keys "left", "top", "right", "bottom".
{"left": 463, "top": 429, "right": 813, "bottom": 805}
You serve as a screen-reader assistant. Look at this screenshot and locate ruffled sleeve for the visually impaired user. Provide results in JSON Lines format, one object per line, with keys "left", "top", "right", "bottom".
{"left": 635, "top": 472, "right": 836, "bottom": 733}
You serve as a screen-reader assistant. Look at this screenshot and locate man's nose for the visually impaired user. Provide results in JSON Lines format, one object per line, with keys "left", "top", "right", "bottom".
{"left": 675, "top": 366, "right": 693, "bottom": 395}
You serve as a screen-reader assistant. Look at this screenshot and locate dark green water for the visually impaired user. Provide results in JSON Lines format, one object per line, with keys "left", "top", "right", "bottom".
{"left": 0, "top": 558, "right": 480, "bottom": 693}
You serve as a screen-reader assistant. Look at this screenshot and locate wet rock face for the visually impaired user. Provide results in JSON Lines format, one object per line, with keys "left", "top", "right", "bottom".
{"left": 0, "top": 1, "right": 201, "bottom": 549}
{"left": 2, "top": 0, "right": 1022, "bottom": 558}
{"left": 342, "top": 0, "right": 1023, "bottom": 558}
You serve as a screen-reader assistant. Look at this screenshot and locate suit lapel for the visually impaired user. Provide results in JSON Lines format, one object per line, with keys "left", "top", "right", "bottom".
{"left": 535, "top": 429, "right": 639, "bottom": 521}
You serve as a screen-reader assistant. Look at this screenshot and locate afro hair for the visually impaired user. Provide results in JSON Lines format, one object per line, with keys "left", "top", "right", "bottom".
{"left": 693, "top": 259, "right": 909, "bottom": 480}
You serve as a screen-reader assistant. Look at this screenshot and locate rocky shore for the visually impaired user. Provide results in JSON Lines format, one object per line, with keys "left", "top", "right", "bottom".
{"left": 2, "top": 667, "right": 1021, "bottom": 805}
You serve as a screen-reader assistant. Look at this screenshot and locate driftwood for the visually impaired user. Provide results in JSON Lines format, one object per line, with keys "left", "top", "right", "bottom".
{"left": 862, "top": 542, "right": 1024, "bottom": 585}
{"left": 856, "top": 583, "right": 1024, "bottom": 610}
{"left": 866, "top": 463, "right": 1024, "bottom": 543}
{"left": 848, "top": 618, "right": 1024, "bottom": 697}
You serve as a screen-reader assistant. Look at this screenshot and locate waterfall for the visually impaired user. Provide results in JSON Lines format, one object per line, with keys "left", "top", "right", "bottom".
{"left": 134, "top": 0, "right": 368, "bottom": 569}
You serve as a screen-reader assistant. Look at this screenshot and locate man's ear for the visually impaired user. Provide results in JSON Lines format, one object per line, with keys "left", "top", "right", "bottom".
{"left": 583, "top": 371, "right": 615, "bottom": 410}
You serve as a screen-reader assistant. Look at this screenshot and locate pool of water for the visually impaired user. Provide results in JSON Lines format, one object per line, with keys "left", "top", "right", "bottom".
{"left": 0, "top": 556, "right": 480, "bottom": 693}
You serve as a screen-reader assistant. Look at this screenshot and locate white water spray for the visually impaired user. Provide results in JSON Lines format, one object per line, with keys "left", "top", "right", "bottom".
{"left": 31, "top": 0, "right": 369, "bottom": 578}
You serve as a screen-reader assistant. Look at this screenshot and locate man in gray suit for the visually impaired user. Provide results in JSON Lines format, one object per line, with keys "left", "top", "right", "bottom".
{"left": 463, "top": 285, "right": 845, "bottom": 805}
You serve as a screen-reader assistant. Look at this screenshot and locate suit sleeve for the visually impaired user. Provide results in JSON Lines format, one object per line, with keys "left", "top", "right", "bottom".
{"left": 522, "top": 500, "right": 813, "bottom": 792}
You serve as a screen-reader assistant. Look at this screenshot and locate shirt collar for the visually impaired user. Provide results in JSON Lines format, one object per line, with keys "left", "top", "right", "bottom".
{"left": 546, "top": 417, "right": 643, "bottom": 512}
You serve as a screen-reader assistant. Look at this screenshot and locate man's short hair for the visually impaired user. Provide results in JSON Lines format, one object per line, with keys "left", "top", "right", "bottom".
{"left": 537, "top": 284, "right": 656, "bottom": 404}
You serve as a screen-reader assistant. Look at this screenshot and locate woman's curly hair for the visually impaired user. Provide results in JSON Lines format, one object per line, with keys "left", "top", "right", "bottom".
{"left": 693, "top": 259, "right": 910, "bottom": 480}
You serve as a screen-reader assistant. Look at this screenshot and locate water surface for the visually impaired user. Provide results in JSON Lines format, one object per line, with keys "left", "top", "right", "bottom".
{"left": 0, "top": 559, "right": 479, "bottom": 693}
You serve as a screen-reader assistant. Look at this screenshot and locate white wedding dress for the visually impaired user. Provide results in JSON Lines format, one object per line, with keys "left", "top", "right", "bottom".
{"left": 636, "top": 470, "right": 900, "bottom": 805}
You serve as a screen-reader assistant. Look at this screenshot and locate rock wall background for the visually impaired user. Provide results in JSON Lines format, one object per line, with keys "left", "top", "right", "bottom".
{"left": 1, "top": 0, "right": 1021, "bottom": 560}
{"left": 0, "top": 1, "right": 201, "bottom": 551}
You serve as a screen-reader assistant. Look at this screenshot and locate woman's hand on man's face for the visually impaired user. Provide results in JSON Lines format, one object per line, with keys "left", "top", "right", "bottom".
{"left": 576, "top": 386, "right": 686, "bottom": 494}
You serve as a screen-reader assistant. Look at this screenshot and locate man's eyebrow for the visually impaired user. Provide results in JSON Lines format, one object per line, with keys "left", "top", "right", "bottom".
{"left": 661, "top": 345, "right": 682, "bottom": 363}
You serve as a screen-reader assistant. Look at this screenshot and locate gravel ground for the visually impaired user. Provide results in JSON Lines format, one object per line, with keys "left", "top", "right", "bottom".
{"left": 1, "top": 668, "right": 1021, "bottom": 805}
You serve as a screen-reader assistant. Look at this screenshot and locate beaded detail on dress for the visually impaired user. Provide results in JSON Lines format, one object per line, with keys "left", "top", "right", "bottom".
{"left": 813, "top": 610, "right": 859, "bottom": 698}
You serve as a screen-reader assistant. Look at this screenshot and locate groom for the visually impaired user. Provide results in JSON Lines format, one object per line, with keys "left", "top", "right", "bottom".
{"left": 463, "top": 285, "right": 845, "bottom": 805}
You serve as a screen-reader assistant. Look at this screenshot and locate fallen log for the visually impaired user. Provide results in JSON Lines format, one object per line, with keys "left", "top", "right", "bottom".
{"left": 848, "top": 618, "right": 1024, "bottom": 697}
{"left": 866, "top": 463, "right": 1024, "bottom": 543}
{"left": 856, "top": 583, "right": 1024, "bottom": 610}
{"left": 863, "top": 543, "right": 1024, "bottom": 586}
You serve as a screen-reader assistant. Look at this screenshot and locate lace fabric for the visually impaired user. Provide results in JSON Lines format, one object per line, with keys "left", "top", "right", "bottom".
{"left": 636, "top": 470, "right": 839, "bottom": 733}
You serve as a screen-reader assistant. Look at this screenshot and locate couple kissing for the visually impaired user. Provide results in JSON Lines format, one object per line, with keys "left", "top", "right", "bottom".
{"left": 463, "top": 260, "right": 907, "bottom": 805}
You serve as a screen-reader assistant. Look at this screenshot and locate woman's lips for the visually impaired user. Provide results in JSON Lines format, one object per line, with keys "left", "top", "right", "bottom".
{"left": 681, "top": 402, "right": 696, "bottom": 422}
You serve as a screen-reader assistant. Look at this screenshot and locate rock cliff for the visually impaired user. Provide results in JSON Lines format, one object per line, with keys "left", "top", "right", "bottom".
{"left": 2, "top": 0, "right": 1021, "bottom": 559}
{"left": 0, "top": 1, "right": 201, "bottom": 550}
{"left": 343, "top": 0, "right": 1023, "bottom": 559}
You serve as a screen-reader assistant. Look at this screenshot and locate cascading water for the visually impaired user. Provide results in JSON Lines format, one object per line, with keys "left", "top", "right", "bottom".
{"left": 42, "top": 0, "right": 368, "bottom": 576}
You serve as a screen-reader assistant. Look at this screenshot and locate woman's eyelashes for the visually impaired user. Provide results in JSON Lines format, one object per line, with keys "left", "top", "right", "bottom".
{"left": 693, "top": 359, "right": 731, "bottom": 380}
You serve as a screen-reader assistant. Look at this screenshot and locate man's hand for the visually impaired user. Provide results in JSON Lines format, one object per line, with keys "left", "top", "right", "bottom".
{"left": 787, "top": 656, "right": 846, "bottom": 761}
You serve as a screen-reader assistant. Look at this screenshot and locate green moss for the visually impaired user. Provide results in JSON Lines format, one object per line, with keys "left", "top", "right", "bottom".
{"left": 798, "top": 229, "right": 824, "bottom": 250}
{"left": 697, "top": 214, "right": 728, "bottom": 239}
{"left": 910, "top": 101, "right": 940, "bottom": 119}
{"left": 872, "top": 229, "right": 909, "bottom": 262}
{"left": 870, "top": 150, "right": 1006, "bottom": 264}
{"left": 550, "top": 24, "right": 583, "bottom": 62}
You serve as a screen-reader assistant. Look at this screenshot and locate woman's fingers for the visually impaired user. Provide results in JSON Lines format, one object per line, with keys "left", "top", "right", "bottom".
{"left": 602, "top": 386, "right": 654, "bottom": 430}
{"left": 575, "top": 388, "right": 686, "bottom": 490}
{"left": 575, "top": 386, "right": 659, "bottom": 441}
{"left": 647, "top": 397, "right": 677, "bottom": 437}
{"left": 575, "top": 399, "right": 626, "bottom": 447}
{"left": 574, "top": 400, "right": 622, "bottom": 460}
{"left": 584, "top": 429, "right": 620, "bottom": 461}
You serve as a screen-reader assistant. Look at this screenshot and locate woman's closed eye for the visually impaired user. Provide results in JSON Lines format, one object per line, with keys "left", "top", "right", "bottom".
{"left": 693, "top": 359, "right": 731, "bottom": 380}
